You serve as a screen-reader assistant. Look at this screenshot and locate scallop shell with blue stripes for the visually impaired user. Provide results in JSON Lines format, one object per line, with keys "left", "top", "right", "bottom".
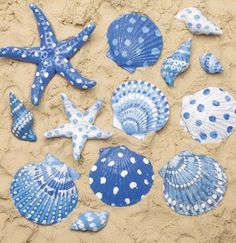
{"left": 89, "top": 146, "right": 154, "bottom": 207}
{"left": 181, "top": 87, "right": 236, "bottom": 143}
{"left": 9, "top": 93, "right": 36, "bottom": 142}
{"left": 159, "top": 151, "right": 227, "bottom": 216}
{"left": 161, "top": 39, "right": 192, "bottom": 86}
{"left": 10, "top": 154, "right": 80, "bottom": 225}
{"left": 107, "top": 12, "right": 163, "bottom": 73}
{"left": 175, "top": 7, "right": 223, "bottom": 35}
{"left": 111, "top": 80, "right": 169, "bottom": 139}
{"left": 199, "top": 52, "right": 224, "bottom": 74}
{"left": 70, "top": 211, "right": 109, "bottom": 232}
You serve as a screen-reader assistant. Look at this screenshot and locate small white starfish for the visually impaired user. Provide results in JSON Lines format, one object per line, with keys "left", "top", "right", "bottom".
{"left": 44, "top": 93, "right": 112, "bottom": 161}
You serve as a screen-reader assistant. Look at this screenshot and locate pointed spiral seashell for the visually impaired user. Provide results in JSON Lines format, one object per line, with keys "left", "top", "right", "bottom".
{"left": 175, "top": 7, "right": 223, "bottom": 35}
{"left": 10, "top": 154, "right": 80, "bottom": 225}
{"left": 89, "top": 146, "right": 154, "bottom": 207}
{"left": 111, "top": 80, "right": 169, "bottom": 139}
{"left": 70, "top": 211, "right": 109, "bottom": 232}
{"left": 199, "top": 52, "right": 224, "bottom": 74}
{"left": 107, "top": 12, "right": 163, "bottom": 73}
{"left": 159, "top": 151, "right": 227, "bottom": 216}
{"left": 9, "top": 93, "right": 36, "bottom": 142}
{"left": 161, "top": 39, "right": 192, "bottom": 86}
{"left": 180, "top": 87, "right": 236, "bottom": 143}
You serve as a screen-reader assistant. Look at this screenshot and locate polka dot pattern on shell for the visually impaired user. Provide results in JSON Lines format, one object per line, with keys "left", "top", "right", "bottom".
{"left": 107, "top": 12, "right": 163, "bottom": 73}
{"left": 89, "top": 146, "right": 154, "bottom": 207}
{"left": 181, "top": 87, "right": 236, "bottom": 144}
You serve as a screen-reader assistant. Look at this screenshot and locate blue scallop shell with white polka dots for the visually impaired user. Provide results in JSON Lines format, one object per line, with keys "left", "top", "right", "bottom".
{"left": 10, "top": 154, "right": 80, "bottom": 225}
{"left": 89, "top": 146, "right": 154, "bottom": 207}
{"left": 159, "top": 151, "right": 227, "bottom": 216}
{"left": 199, "top": 52, "right": 224, "bottom": 74}
{"left": 111, "top": 80, "right": 169, "bottom": 139}
{"left": 107, "top": 12, "right": 163, "bottom": 73}
{"left": 181, "top": 87, "right": 236, "bottom": 143}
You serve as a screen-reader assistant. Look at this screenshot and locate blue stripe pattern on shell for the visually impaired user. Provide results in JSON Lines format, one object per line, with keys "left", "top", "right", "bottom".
{"left": 10, "top": 154, "right": 80, "bottom": 225}
{"left": 161, "top": 38, "right": 192, "bottom": 86}
{"left": 181, "top": 87, "right": 236, "bottom": 143}
{"left": 107, "top": 12, "right": 163, "bottom": 73}
{"left": 199, "top": 52, "right": 224, "bottom": 74}
{"left": 89, "top": 146, "right": 154, "bottom": 207}
{"left": 9, "top": 93, "right": 37, "bottom": 142}
{"left": 111, "top": 80, "right": 169, "bottom": 139}
{"left": 70, "top": 211, "right": 109, "bottom": 232}
{"left": 159, "top": 151, "right": 227, "bottom": 216}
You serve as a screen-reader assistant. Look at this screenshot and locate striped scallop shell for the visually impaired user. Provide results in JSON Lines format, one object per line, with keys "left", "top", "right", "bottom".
{"left": 111, "top": 80, "right": 169, "bottom": 139}
{"left": 9, "top": 93, "right": 36, "bottom": 142}
{"left": 89, "top": 146, "right": 154, "bottom": 207}
{"left": 10, "top": 154, "right": 80, "bottom": 225}
{"left": 161, "top": 39, "right": 192, "bottom": 86}
{"left": 199, "top": 52, "right": 224, "bottom": 74}
{"left": 70, "top": 211, "right": 109, "bottom": 232}
{"left": 159, "top": 151, "right": 227, "bottom": 216}
{"left": 181, "top": 87, "right": 236, "bottom": 143}
{"left": 107, "top": 12, "right": 163, "bottom": 73}
{"left": 175, "top": 7, "right": 223, "bottom": 35}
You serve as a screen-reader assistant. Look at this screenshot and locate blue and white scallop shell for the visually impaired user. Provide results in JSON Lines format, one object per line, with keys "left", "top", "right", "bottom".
{"left": 9, "top": 93, "right": 36, "bottom": 142}
{"left": 111, "top": 80, "right": 169, "bottom": 139}
{"left": 89, "top": 146, "right": 154, "bottom": 207}
{"left": 159, "top": 151, "right": 227, "bottom": 216}
{"left": 175, "top": 7, "right": 223, "bottom": 35}
{"left": 107, "top": 12, "right": 163, "bottom": 73}
{"left": 181, "top": 87, "right": 236, "bottom": 143}
{"left": 70, "top": 211, "right": 109, "bottom": 232}
{"left": 199, "top": 52, "right": 224, "bottom": 74}
{"left": 10, "top": 154, "right": 80, "bottom": 225}
{"left": 161, "top": 39, "right": 192, "bottom": 86}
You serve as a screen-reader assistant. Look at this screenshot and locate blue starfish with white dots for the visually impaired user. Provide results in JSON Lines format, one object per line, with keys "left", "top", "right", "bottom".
{"left": 0, "top": 4, "right": 96, "bottom": 106}
{"left": 44, "top": 93, "right": 113, "bottom": 161}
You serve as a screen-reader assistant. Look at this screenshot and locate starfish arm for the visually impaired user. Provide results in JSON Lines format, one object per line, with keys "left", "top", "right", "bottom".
{"left": 44, "top": 123, "right": 73, "bottom": 138}
{"left": 55, "top": 23, "right": 96, "bottom": 59}
{"left": 0, "top": 47, "right": 41, "bottom": 64}
{"left": 72, "top": 131, "right": 88, "bottom": 161}
{"left": 60, "top": 93, "right": 83, "bottom": 122}
{"left": 83, "top": 98, "right": 103, "bottom": 124}
{"left": 55, "top": 58, "right": 96, "bottom": 89}
{"left": 87, "top": 125, "right": 113, "bottom": 139}
{"left": 31, "top": 62, "right": 55, "bottom": 105}
{"left": 29, "top": 4, "right": 57, "bottom": 47}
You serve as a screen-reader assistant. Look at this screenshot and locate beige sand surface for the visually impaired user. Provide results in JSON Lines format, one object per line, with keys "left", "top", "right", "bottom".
{"left": 0, "top": 0, "right": 236, "bottom": 242}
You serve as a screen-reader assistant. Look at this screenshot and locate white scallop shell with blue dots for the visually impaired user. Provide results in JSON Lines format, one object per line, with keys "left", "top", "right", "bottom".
{"left": 180, "top": 87, "right": 236, "bottom": 143}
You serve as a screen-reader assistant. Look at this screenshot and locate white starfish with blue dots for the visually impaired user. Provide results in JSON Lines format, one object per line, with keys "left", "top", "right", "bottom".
{"left": 0, "top": 4, "right": 96, "bottom": 106}
{"left": 44, "top": 93, "right": 112, "bottom": 161}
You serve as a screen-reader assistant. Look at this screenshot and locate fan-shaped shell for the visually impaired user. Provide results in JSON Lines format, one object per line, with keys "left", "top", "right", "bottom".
{"left": 111, "top": 80, "right": 169, "bottom": 139}
{"left": 9, "top": 93, "right": 36, "bottom": 142}
{"left": 89, "top": 146, "right": 154, "bottom": 207}
{"left": 159, "top": 151, "right": 227, "bottom": 216}
{"left": 199, "top": 52, "right": 224, "bottom": 74}
{"left": 107, "top": 12, "right": 163, "bottom": 73}
{"left": 175, "top": 7, "right": 223, "bottom": 35}
{"left": 10, "top": 154, "right": 80, "bottom": 225}
{"left": 70, "top": 211, "right": 109, "bottom": 232}
{"left": 180, "top": 87, "right": 236, "bottom": 143}
{"left": 161, "top": 39, "right": 192, "bottom": 86}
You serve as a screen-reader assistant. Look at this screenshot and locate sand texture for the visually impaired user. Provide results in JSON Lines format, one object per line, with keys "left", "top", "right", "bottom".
{"left": 0, "top": 0, "right": 236, "bottom": 242}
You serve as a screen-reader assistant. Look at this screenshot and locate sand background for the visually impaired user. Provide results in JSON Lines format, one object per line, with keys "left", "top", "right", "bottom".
{"left": 0, "top": 0, "right": 236, "bottom": 242}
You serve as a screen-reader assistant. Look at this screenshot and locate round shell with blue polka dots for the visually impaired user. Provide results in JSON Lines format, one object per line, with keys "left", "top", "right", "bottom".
{"left": 107, "top": 12, "right": 163, "bottom": 73}
{"left": 181, "top": 87, "right": 236, "bottom": 143}
{"left": 89, "top": 146, "right": 154, "bottom": 207}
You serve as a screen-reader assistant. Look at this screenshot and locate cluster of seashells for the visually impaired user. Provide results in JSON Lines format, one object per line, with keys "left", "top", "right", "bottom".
{"left": 1, "top": 3, "right": 234, "bottom": 233}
